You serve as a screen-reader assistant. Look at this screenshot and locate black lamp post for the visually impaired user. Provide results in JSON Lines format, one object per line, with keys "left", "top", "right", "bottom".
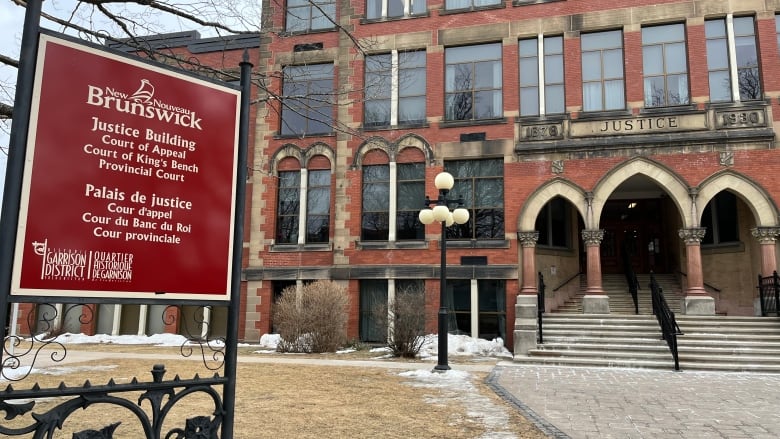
{"left": 418, "top": 171, "right": 469, "bottom": 371}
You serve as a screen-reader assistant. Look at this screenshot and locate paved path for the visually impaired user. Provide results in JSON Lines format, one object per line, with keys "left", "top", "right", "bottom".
{"left": 15, "top": 350, "right": 780, "bottom": 438}
{"left": 489, "top": 362, "right": 780, "bottom": 439}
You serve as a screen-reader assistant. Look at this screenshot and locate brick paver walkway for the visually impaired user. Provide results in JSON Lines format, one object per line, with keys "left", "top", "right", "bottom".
{"left": 489, "top": 363, "right": 780, "bottom": 439}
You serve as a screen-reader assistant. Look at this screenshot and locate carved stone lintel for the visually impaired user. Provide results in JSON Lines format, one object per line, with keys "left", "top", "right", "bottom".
{"left": 581, "top": 229, "right": 605, "bottom": 245}
{"left": 678, "top": 227, "right": 707, "bottom": 244}
{"left": 517, "top": 231, "right": 539, "bottom": 247}
{"left": 751, "top": 227, "right": 780, "bottom": 244}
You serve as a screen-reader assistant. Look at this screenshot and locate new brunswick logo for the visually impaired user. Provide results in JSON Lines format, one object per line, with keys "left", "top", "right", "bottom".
{"left": 32, "top": 239, "right": 134, "bottom": 282}
{"left": 130, "top": 78, "right": 155, "bottom": 103}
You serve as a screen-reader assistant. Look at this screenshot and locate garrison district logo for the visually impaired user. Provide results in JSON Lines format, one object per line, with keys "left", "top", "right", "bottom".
{"left": 32, "top": 239, "right": 134, "bottom": 282}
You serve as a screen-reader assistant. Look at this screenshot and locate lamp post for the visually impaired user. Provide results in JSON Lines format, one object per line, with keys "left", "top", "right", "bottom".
{"left": 418, "top": 171, "right": 470, "bottom": 371}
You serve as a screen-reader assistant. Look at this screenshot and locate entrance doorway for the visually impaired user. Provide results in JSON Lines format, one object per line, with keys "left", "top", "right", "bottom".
{"left": 599, "top": 199, "right": 665, "bottom": 274}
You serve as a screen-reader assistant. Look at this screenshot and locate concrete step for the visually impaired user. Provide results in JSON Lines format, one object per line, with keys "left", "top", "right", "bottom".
{"left": 519, "top": 310, "right": 780, "bottom": 373}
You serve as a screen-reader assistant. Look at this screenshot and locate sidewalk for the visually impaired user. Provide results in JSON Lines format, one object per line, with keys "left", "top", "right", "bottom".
{"left": 489, "top": 362, "right": 780, "bottom": 439}
{"left": 22, "top": 349, "right": 780, "bottom": 438}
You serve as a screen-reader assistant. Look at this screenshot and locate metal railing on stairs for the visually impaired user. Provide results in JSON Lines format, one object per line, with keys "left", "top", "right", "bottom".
{"left": 650, "top": 272, "right": 682, "bottom": 371}
{"left": 622, "top": 251, "right": 640, "bottom": 314}
{"left": 757, "top": 271, "right": 780, "bottom": 316}
{"left": 537, "top": 272, "right": 545, "bottom": 344}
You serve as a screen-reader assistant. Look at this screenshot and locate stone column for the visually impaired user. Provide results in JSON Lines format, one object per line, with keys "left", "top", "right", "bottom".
{"left": 514, "top": 231, "right": 539, "bottom": 356}
{"left": 751, "top": 227, "right": 780, "bottom": 277}
{"left": 518, "top": 231, "right": 539, "bottom": 295}
{"left": 581, "top": 229, "right": 609, "bottom": 314}
{"left": 678, "top": 227, "right": 715, "bottom": 315}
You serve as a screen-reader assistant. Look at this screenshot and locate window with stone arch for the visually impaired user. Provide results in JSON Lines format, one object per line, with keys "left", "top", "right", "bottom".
{"left": 360, "top": 146, "right": 426, "bottom": 241}
{"left": 275, "top": 155, "right": 332, "bottom": 245}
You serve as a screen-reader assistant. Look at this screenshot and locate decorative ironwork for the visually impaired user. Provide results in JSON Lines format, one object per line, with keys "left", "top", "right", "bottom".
{"left": 164, "top": 305, "right": 226, "bottom": 371}
{"left": 2, "top": 303, "right": 96, "bottom": 382}
{"left": 0, "top": 364, "right": 225, "bottom": 438}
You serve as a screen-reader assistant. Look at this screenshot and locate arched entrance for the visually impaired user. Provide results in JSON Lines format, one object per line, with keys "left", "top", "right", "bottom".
{"left": 598, "top": 175, "right": 673, "bottom": 274}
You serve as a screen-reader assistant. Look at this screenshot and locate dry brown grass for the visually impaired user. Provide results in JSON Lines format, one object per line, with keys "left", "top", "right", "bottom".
{"left": 2, "top": 346, "right": 549, "bottom": 438}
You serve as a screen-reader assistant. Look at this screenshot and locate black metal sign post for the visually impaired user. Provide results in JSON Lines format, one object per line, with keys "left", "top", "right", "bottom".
{"left": 0, "top": 1, "right": 251, "bottom": 437}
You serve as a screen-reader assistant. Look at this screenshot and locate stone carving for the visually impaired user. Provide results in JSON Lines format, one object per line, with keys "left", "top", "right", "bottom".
{"left": 581, "top": 229, "right": 605, "bottom": 245}
{"left": 678, "top": 227, "right": 707, "bottom": 244}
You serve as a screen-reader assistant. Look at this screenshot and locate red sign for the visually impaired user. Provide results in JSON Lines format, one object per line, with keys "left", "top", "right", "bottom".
{"left": 12, "top": 33, "right": 240, "bottom": 301}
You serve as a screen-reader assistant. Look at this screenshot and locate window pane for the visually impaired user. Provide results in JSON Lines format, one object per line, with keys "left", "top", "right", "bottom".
{"left": 581, "top": 30, "right": 622, "bottom": 50}
{"left": 446, "top": 92, "right": 472, "bottom": 120}
{"left": 399, "top": 96, "right": 426, "bottom": 124}
{"left": 603, "top": 49, "right": 624, "bottom": 78}
{"left": 520, "top": 88, "right": 539, "bottom": 116}
{"left": 668, "top": 74, "right": 689, "bottom": 105}
{"left": 643, "top": 45, "right": 663, "bottom": 76}
{"left": 665, "top": 43, "right": 687, "bottom": 74}
{"left": 706, "top": 39, "right": 729, "bottom": 70}
{"left": 709, "top": 71, "right": 731, "bottom": 102}
{"left": 604, "top": 80, "right": 625, "bottom": 110}
{"left": 282, "top": 64, "right": 334, "bottom": 135}
{"left": 388, "top": 0, "right": 404, "bottom": 17}
{"left": 705, "top": 19, "right": 726, "bottom": 38}
{"left": 366, "top": 0, "right": 381, "bottom": 19}
{"left": 544, "top": 54, "right": 563, "bottom": 83}
{"left": 360, "top": 280, "right": 388, "bottom": 342}
{"left": 411, "top": 0, "right": 426, "bottom": 14}
{"left": 644, "top": 76, "right": 665, "bottom": 107}
{"left": 519, "top": 58, "right": 539, "bottom": 87}
{"left": 545, "top": 85, "right": 565, "bottom": 114}
{"left": 581, "top": 51, "right": 602, "bottom": 81}
{"left": 582, "top": 82, "right": 603, "bottom": 111}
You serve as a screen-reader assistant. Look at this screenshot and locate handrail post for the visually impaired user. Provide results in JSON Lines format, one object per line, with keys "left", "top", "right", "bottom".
{"left": 774, "top": 271, "right": 779, "bottom": 316}
{"left": 537, "top": 272, "right": 545, "bottom": 344}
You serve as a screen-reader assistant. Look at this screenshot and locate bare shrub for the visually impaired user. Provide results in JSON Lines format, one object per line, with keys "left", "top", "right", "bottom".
{"left": 273, "top": 281, "right": 349, "bottom": 353}
{"left": 375, "top": 285, "right": 427, "bottom": 358}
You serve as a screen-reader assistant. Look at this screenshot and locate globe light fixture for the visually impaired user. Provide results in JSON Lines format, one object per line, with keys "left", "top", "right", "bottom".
{"left": 418, "top": 171, "right": 469, "bottom": 371}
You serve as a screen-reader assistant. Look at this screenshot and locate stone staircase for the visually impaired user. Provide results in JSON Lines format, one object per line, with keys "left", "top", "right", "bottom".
{"left": 514, "top": 273, "right": 780, "bottom": 372}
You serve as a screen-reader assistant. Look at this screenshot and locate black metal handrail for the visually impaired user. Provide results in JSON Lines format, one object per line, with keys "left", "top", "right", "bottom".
{"left": 621, "top": 251, "right": 640, "bottom": 314}
{"left": 551, "top": 271, "right": 582, "bottom": 292}
{"left": 757, "top": 271, "right": 780, "bottom": 316}
{"left": 537, "top": 272, "right": 546, "bottom": 344}
{"left": 649, "top": 272, "right": 682, "bottom": 371}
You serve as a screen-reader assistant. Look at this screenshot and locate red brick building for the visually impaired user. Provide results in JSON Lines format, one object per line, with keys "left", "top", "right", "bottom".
{"left": 246, "top": 0, "right": 780, "bottom": 353}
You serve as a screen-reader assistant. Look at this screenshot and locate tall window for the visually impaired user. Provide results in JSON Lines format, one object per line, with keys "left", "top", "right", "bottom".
{"left": 776, "top": 15, "right": 780, "bottom": 53}
{"left": 275, "top": 161, "right": 332, "bottom": 245}
{"left": 535, "top": 197, "right": 570, "bottom": 248}
{"left": 276, "top": 171, "right": 300, "bottom": 243}
{"left": 445, "top": 43, "right": 502, "bottom": 121}
{"left": 446, "top": 279, "right": 506, "bottom": 340}
{"left": 445, "top": 159, "right": 504, "bottom": 240}
{"left": 581, "top": 30, "right": 625, "bottom": 111}
{"left": 362, "top": 164, "right": 390, "bottom": 240}
{"left": 366, "top": 0, "right": 425, "bottom": 19}
{"left": 706, "top": 16, "right": 761, "bottom": 102}
{"left": 306, "top": 170, "right": 331, "bottom": 242}
{"left": 359, "top": 280, "right": 387, "bottom": 342}
{"left": 281, "top": 64, "right": 334, "bottom": 136}
{"left": 364, "top": 51, "right": 426, "bottom": 127}
{"left": 286, "top": 0, "right": 336, "bottom": 32}
{"left": 701, "top": 191, "right": 739, "bottom": 245}
{"left": 642, "top": 24, "right": 689, "bottom": 107}
{"left": 396, "top": 162, "right": 425, "bottom": 240}
{"left": 444, "top": 0, "right": 500, "bottom": 10}
{"left": 519, "top": 36, "right": 564, "bottom": 116}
